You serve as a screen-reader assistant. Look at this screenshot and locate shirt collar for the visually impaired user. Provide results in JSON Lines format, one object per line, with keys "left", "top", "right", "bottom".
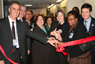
{"left": 17, "top": 17, "right": 23, "bottom": 21}
{"left": 8, "top": 16, "right": 16, "bottom": 23}
{"left": 84, "top": 17, "right": 91, "bottom": 22}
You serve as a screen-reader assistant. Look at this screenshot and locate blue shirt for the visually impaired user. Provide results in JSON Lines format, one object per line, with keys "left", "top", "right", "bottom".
{"left": 84, "top": 17, "right": 91, "bottom": 31}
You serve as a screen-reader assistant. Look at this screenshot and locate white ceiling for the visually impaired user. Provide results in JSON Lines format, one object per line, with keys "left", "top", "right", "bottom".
{"left": 14, "top": 0, "right": 57, "bottom": 9}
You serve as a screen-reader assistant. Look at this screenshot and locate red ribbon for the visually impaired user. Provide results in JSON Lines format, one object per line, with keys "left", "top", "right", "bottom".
{"left": 56, "top": 36, "right": 95, "bottom": 55}
{"left": 0, "top": 45, "right": 19, "bottom": 64}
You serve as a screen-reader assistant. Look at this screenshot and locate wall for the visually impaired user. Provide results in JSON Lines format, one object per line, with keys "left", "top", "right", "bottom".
{"left": 30, "top": 8, "right": 47, "bottom": 16}
{"left": 60, "top": 0, "right": 67, "bottom": 16}
{"left": 50, "top": 5, "right": 56, "bottom": 17}
{"left": 0, "top": 0, "right": 4, "bottom": 19}
{"left": 84, "top": 0, "right": 95, "bottom": 17}
{"left": 67, "top": 0, "right": 84, "bottom": 14}
{"left": 50, "top": 0, "right": 67, "bottom": 17}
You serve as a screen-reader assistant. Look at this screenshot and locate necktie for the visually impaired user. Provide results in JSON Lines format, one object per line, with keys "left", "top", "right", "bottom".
{"left": 85, "top": 21, "right": 87, "bottom": 29}
{"left": 12, "top": 22, "right": 16, "bottom": 39}
{"left": 19, "top": 19, "right": 21, "bottom": 21}
{"left": 12, "top": 21, "right": 16, "bottom": 54}
{"left": 19, "top": 19, "right": 23, "bottom": 22}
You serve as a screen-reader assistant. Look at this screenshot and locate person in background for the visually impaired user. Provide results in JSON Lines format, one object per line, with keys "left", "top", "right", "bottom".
{"left": 32, "top": 15, "right": 37, "bottom": 21}
{"left": 58, "top": 10, "right": 91, "bottom": 64}
{"left": 72, "top": 6, "right": 82, "bottom": 20}
{"left": 72, "top": 6, "right": 80, "bottom": 14}
{"left": 24, "top": 9, "right": 34, "bottom": 64}
{"left": 45, "top": 17, "right": 53, "bottom": 30}
{"left": 48, "top": 10, "right": 69, "bottom": 64}
{"left": 17, "top": 4, "right": 31, "bottom": 64}
{"left": 30, "top": 10, "right": 35, "bottom": 25}
{"left": 31, "top": 15, "right": 50, "bottom": 64}
{"left": 80, "top": 3, "right": 95, "bottom": 64}
{"left": 53, "top": 17, "right": 56, "bottom": 21}
{"left": 25, "top": 9, "right": 34, "bottom": 30}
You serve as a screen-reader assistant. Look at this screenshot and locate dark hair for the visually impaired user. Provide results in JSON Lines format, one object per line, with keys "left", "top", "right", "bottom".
{"left": 31, "top": 10, "right": 33, "bottom": 13}
{"left": 81, "top": 3, "right": 92, "bottom": 12}
{"left": 9, "top": 1, "right": 20, "bottom": 8}
{"left": 45, "top": 17, "right": 53, "bottom": 22}
{"left": 55, "top": 10, "right": 65, "bottom": 20}
{"left": 35, "top": 15, "right": 44, "bottom": 23}
{"left": 72, "top": 6, "right": 79, "bottom": 14}
{"left": 26, "top": 9, "right": 31, "bottom": 12}
{"left": 67, "top": 10, "right": 79, "bottom": 20}
{"left": 20, "top": 4, "right": 26, "bottom": 9}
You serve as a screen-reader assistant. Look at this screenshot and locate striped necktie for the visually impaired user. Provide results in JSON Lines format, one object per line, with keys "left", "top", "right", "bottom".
{"left": 12, "top": 21, "right": 16, "bottom": 54}
{"left": 12, "top": 22, "right": 16, "bottom": 39}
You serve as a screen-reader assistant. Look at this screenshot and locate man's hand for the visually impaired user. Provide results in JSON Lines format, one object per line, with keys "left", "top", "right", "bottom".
{"left": 0, "top": 60, "right": 5, "bottom": 64}
{"left": 27, "top": 50, "right": 30, "bottom": 55}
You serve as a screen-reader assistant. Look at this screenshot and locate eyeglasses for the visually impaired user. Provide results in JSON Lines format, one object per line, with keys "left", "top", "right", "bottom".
{"left": 67, "top": 18, "right": 75, "bottom": 21}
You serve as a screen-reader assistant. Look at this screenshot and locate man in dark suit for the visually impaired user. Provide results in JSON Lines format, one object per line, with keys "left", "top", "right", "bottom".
{"left": 17, "top": 4, "right": 31, "bottom": 55}
{"left": 80, "top": 3, "right": 95, "bottom": 64}
{"left": 0, "top": 1, "right": 58, "bottom": 64}
{"left": 17, "top": 4, "right": 32, "bottom": 64}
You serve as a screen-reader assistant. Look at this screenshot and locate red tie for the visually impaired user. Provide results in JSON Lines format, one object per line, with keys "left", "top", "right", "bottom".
{"left": 12, "top": 22, "right": 16, "bottom": 39}
{"left": 12, "top": 21, "right": 16, "bottom": 54}
{"left": 19, "top": 19, "right": 21, "bottom": 21}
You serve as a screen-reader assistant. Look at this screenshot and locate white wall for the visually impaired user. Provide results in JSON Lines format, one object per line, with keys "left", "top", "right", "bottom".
{"left": 67, "top": 0, "right": 84, "bottom": 14}
{"left": 84, "top": 0, "right": 95, "bottom": 17}
{"left": 30, "top": 9, "right": 46, "bottom": 16}
{"left": 0, "top": 0, "right": 4, "bottom": 19}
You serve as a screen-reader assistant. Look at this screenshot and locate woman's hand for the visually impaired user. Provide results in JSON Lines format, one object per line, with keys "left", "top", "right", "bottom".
{"left": 48, "top": 37, "right": 55, "bottom": 40}
{"left": 55, "top": 32, "right": 62, "bottom": 41}
{"left": 50, "top": 28, "right": 57, "bottom": 36}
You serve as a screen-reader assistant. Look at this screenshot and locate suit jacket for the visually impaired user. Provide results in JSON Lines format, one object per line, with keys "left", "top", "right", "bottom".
{"left": 22, "top": 19, "right": 31, "bottom": 50}
{"left": 0, "top": 17, "right": 48, "bottom": 64}
{"left": 80, "top": 17, "right": 95, "bottom": 36}
{"left": 62, "top": 22, "right": 87, "bottom": 58}
{"left": 17, "top": 19, "right": 31, "bottom": 50}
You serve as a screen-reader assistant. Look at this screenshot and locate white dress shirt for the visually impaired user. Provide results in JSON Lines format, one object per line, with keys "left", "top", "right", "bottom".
{"left": 17, "top": 17, "right": 23, "bottom": 22}
{"left": 8, "top": 16, "right": 19, "bottom": 48}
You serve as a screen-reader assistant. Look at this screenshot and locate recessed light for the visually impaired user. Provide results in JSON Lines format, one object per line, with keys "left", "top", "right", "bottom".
{"left": 47, "top": 4, "right": 54, "bottom": 8}
{"left": 56, "top": 0, "right": 62, "bottom": 2}
{"left": 25, "top": 4, "right": 32, "bottom": 6}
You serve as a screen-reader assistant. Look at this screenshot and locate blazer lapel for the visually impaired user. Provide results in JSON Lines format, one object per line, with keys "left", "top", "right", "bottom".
{"left": 16, "top": 20, "right": 21, "bottom": 43}
{"left": 89, "top": 18, "right": 94, "bottom": 33}
{"left": 5, "top": 17, "right": 12, "bottom": 38}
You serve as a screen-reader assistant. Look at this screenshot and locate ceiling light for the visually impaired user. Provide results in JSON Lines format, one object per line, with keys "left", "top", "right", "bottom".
{"left": 47, "top": 4, "right": 54, "bottom": 8}
{"left": 25, "top": 4, "right": 32, "bottom": 6}
{"left": 56, "top": 0, "right": 62, "bottom": 2}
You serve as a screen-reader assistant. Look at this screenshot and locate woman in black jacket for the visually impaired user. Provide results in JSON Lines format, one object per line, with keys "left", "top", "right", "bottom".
{"left": 48, "top": 10, "right": 69, "bottom": 64}
{"left": 58, "top": 10, "right": 91, "bottom": 64}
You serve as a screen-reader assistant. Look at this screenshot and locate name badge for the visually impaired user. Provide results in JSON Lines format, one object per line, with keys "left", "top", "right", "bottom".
{"left": 13, "top": 39, "right": 17, "bottom": 46}
{"left": 69, "top": 32, "right": 74, "bottom": 39}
